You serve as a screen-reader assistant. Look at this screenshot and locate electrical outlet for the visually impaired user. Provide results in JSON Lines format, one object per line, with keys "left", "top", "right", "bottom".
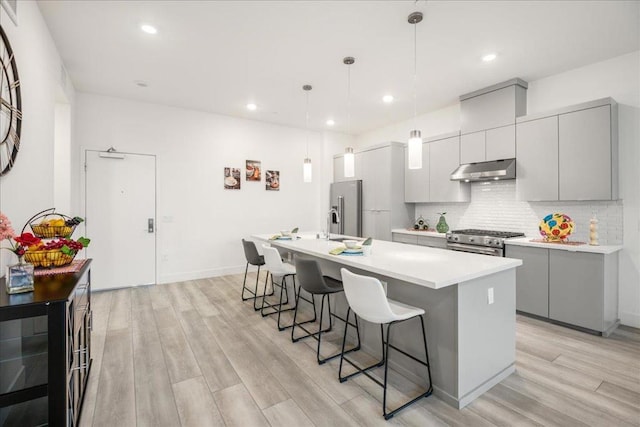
{"left": 487, "top": 287, "right": 494, "bottom": 305}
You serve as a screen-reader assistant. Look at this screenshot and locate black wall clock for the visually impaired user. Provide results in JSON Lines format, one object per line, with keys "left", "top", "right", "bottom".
{"left": 0, "top": 25, "right": 22, "bottom": 176}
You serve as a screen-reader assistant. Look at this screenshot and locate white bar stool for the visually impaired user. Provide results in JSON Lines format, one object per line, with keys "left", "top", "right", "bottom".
{"left": 339, "top": 268, "right": 433, "bottom": 420}
{"left": 260, "top": 245, "right": 299, "bottom": 330}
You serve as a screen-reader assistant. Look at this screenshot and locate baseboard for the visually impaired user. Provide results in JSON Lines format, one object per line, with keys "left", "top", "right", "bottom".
{"left": 620, "top": 311, "right": 640, "bottom": 329}
{"left": 158, "top": 265, "right": 246, "bottom": 284}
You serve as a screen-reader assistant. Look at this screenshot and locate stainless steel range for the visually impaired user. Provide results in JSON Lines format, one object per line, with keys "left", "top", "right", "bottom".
{"left": 446, "top": 229, "right": 525, "bottom": 257}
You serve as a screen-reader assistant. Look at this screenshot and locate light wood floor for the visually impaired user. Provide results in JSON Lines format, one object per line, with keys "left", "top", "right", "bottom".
{"left": 79, "top": 273, "right": 640, "bottom": 427}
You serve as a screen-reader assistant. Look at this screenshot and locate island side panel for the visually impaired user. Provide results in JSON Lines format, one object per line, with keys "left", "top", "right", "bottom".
{"left": 306, "top": 256, "right": 460, "bottom": 405}
{"left": 457, "top": 268, "right": 516, "bottom": 408}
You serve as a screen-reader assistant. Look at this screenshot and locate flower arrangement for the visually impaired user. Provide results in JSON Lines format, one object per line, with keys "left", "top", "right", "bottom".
{"left": 0, "top": 212, "right": 35, "bottom": 261}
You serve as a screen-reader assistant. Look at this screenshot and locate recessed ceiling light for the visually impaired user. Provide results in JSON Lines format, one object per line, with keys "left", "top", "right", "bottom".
{"left": 246, "top": 103, "right": 257, "bottom": 111}
{"left": 141, "top": 24, "right": 158, "bottom": 34}
{"left": 134, "top": 80, "right": 148, "bottom": 87}
{"left": 326, "top": 119, "right": 335, "bottom": 126}
{"left": 482, "top": 53, "right": 497, "bottom": 62}
{"left": 382, "top": 95, "right": 394, "bottom": 103}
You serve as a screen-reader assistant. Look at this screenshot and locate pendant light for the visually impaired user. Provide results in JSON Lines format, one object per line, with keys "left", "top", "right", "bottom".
{"left": 407, "top": 11, "right": 423, "bottom": 170}
{"left": 302, "top": 84, "right": 313, "bottom": 183}
{"left": 343, "top": 56, "right": 355, "bottom": 178}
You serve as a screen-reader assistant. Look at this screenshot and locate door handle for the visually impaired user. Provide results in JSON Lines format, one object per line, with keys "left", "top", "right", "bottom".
{"left": 148, "top": 218, "right": 154, "bottom": 233}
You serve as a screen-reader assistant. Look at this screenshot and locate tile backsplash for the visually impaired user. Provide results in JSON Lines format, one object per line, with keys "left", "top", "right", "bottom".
{"left": 414, "top": 180, "right": 623, "bottom": 245}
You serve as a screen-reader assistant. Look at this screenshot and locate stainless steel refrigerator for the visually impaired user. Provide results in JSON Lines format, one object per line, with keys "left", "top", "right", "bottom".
{"left": 329, "top": 180, "right": 362, "bottom": 237}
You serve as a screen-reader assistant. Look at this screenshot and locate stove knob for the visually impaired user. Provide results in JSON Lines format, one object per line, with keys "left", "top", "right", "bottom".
{"left": 469, "top": 237, "right": 475, "bottom": 242}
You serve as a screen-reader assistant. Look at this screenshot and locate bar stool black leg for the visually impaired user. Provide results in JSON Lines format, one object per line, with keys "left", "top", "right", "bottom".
{"left": 316, "top": 296, "right": 360, "bottom": 364}
{"left": 339, "top": 309, "right": 382, "bottom": 382}
{"left": 291, "top": 288, "right": 320, "bottom": 342}
{"left": 419, "top": 315, "right": 434, "bottom": 392}
{"left": 381, "top": 317, "right": 433, "bottom": 420}
{"left": 241, "top": 262, "right": 255, "bottom": 301}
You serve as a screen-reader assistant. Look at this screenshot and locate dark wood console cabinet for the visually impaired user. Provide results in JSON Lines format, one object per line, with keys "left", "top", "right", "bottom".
{"left": 0, "top": 260, "right": 92, "bottom": 426}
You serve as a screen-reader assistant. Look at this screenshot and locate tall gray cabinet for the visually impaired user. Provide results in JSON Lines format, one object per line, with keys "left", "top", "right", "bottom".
{"left": 334, "top": 142, "right": 413, "bottom": 241}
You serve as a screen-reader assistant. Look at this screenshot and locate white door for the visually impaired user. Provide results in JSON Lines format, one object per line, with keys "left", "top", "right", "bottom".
{"left": 84, "top": 150, "right": 156, "bottom": 290}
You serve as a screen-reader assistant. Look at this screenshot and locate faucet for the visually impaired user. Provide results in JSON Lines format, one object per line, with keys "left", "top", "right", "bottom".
{"left": 327, "top": 208, "right": 340, "bottom": 240}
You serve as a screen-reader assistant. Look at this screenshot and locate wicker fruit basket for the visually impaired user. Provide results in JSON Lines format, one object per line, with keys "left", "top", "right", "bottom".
{"left": 23, "top": 208, "right": 83, "bottom": 239}
{"left": 30, "top": 223, "right": 75, "bottom": 239}
{"left": 24, "top": 249, "right": 75, "bottom": 268}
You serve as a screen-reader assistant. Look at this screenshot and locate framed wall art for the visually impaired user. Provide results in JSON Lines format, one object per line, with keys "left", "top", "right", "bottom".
{"left": 224, "top": 167, "right": 241, "bottom": 190}
{"left": 246, "top": 160, "right": 261, "bottom": 181}
{"left": 266, "top": 170, "right": 280, "bottom": 191}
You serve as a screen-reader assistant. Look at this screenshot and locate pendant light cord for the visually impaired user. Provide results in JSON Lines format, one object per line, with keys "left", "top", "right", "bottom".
{"left": 413, "top": 19, "right": 418, "bottom": 129}
{"left": 347, "top": 64, "right": 351, "bottom": 134}
{"left": 305, "top": 90, "right": 310, "bottom": 157}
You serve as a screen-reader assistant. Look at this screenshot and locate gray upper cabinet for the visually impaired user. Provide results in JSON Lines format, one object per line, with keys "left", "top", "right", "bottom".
{"left": 460, "top": 80, "right": 528, "bottom": 134}
{"left": 430, "top": 135, "right": 470, "bottom": 202}
{"left": 559, "top": 105, "right": 616, "bottom": 200}
{"left": 486, "top": 125, "right": 516, "bottom": 161}
{"left": 404, "top": 142, "right": 430, "bottom": 202}
{"left": 460, "top": 124, "right": 515, "bottom": 164}
{"left": 460, "top": 131, "right": 485, "bottom": 164}
{"left": 403, "top": 133, "right": 469, "bottom": 203}
{"left": 516, "top": 98, "right": 618, "bottom": 201}
{"left": 516, "top": 116, "right": 559, "bottom": 201}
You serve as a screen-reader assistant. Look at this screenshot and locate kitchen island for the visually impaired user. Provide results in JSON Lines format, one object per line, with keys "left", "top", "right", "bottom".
{"left": 252, "top": 234, "right": 522, "bottom": 409}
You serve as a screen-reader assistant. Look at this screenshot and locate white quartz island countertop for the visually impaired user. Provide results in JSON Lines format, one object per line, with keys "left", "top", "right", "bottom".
{"left": 252, "top": 234, "right": 522, "bottom": 290}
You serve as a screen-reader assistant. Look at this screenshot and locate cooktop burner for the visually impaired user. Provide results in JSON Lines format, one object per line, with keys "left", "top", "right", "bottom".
{"left": 450, "top": 229, "right": 525, "bottom": 239}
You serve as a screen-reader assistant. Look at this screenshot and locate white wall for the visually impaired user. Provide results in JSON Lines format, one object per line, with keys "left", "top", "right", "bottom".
{"left": 74, "top": 93, "right": 326, "bottom": 283}
{"left": 0, "top": 2, "right": 75, "bottom": 271}
{"left": 357, "top": 51, "right": 640, "bottom": 327}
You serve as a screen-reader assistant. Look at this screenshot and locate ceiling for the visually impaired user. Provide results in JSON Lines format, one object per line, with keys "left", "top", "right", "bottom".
{"left": 37, "top": 1, "right": 639, "bottom": 134}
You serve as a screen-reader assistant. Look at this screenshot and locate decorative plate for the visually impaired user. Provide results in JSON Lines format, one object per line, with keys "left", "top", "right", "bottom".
{"left": 539, "top": 213, "right": 574, "bottom": 241}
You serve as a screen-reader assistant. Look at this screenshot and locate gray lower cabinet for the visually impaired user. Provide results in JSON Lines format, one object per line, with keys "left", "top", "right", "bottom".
{"left": 549, "top": 250, "right": 618, "bottom": 333}
{"left": 507, "top": 245, "right": 549, "bottom": 318}
{"left": 417, "top": 235, "right": 447, "bottom": 249}
{"left": 391, "top": 233, "right": 447, "bottom": 249}
{"left": 392, "top": 232, "right": 418, "bottom": 245}
{"left": 507, "top": 244, "right": 619, "bottom": 335}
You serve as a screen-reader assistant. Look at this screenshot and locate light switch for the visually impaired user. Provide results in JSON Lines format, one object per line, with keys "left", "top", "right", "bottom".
{"left": 487, "top": 287, "right": 494, "bottom": 305}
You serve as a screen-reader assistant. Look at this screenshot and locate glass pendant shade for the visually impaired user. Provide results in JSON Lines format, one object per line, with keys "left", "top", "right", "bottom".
{"left": 408, "top": 130, "right": 423, "bottom": 169}
{"left": 344, "top": 147, "right": 355, "bottom": 178}
{"left": 303, "top": 158, "right": 312, "bottom": 183}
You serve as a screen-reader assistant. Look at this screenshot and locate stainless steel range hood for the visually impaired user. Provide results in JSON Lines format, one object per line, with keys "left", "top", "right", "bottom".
{"left": 450, "top": 158, "right": 516, "bottom": 182}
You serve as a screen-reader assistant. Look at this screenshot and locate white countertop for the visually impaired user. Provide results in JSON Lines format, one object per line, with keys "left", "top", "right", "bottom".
{"left": 505, "top": 237, "right": 623, "bottom": 254}
{"left": 391, "top": 229, "right": 447, "bottom": 238}
{"left": 252, "top": 233, "right": 521, "bottom": 290}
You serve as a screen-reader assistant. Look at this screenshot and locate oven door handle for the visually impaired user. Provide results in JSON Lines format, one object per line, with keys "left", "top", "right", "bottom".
{"left": 447, "top": 243, "right": 503, "bottom": 256}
